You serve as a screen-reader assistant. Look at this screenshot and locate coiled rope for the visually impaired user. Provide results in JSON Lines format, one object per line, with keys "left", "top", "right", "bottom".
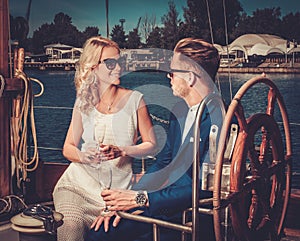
{"left": 12, "top": 69, "right": 44, "bottom": 188}
{"left": 0, "top": 195, "right": 27, "bottom": 214}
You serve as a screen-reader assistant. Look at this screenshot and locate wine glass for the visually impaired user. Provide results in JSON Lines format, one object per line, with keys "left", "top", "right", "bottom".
{"left": 99, "top": 166, "right": 113, "bottom": 216}
{"left": 83, "top": 140, "right": 103, "bottom": 168}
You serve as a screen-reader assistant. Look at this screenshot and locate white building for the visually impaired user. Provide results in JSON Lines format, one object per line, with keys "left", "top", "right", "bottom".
{"left": 44, "top": 43, "right": 82, "bottom": 63}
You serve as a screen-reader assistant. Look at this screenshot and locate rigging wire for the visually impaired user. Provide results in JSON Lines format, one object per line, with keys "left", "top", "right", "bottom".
{"left": 206, "top": 0, "right": 214, "bottom": 44}
{"left": 205, "top": 0, "right": 222, "bottom": 94}
{"left": 222, "top": 0, "right": 233, "bottom": 101}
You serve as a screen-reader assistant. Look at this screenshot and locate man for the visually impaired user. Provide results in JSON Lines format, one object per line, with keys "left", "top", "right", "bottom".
{"left": 85, "top": 38, "right": 221, "bottom": 241}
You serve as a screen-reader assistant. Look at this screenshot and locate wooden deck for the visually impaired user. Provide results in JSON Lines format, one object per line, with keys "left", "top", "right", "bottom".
{"left": 284, "top": 228, "right": 300, "bottom": 241}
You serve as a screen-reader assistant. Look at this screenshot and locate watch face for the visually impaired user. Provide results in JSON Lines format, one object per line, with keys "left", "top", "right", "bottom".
{"left": 135, "top": 192, "right": 147, "bottom": 206}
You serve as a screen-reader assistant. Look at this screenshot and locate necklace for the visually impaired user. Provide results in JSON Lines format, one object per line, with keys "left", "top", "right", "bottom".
{"left": 101, "top": 86, "right": 118, "bottom": 112}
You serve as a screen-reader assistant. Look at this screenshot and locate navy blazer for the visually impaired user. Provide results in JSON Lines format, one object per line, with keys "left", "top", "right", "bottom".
{"left": 133, "top": 100, "right": 218, "bottom": 220}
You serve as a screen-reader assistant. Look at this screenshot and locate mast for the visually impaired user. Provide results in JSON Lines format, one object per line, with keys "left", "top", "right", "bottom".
{"left": 0, "top": 0, "right": 23, "bottom": 198}
{"left": 25, "top": 0, "right": 32, "bottom": 22}
{"left": 0, "top": 0, "right": 9, "bottom": 77}
{"left": 0, "top": 0, "right": 11, "bottom": 197}
{"left": 105, "top": 0, "right": 109, "bottom": 38}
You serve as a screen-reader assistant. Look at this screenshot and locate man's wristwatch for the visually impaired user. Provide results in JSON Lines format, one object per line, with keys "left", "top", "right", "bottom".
{"left": 135, "top": 190, "right": 148, "bottom": 207}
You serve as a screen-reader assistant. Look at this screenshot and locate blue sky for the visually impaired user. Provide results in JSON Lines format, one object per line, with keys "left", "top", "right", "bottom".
{"left": 9, "top": 0, "right": 300, "bottom": 37}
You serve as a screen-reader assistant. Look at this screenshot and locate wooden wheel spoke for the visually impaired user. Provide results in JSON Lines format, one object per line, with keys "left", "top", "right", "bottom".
{"left": 261, "top": 161, "right": 283, "bottom": 179}
{"left": 266, "top": 88, "right": 277, "bottom": 116}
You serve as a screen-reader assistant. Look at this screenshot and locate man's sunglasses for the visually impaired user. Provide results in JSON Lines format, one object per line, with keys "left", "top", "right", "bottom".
{"left": 99, "top": 57, "right": 126, "bottom": 70}
{"left": 167, "top": 69, "right": 190, "bottom": 78}
{"left": 167, "top": 69, "right": 202, "bottom": 79}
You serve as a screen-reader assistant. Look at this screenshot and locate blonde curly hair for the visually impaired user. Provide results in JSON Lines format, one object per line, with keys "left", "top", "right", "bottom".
{"left": 75, "top": 36, "right": 120, "bottom": 113}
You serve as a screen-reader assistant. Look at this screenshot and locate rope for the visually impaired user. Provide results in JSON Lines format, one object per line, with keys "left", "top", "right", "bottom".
{"left": 32, "top": 146, "right": 63, "bottom": 151}
{"left": 12, "top": 69, "right": 44, "bottom": 188}
{"left": 29, "top": 77, "right": 44, "bottom": 97}
{"left": 34, "top": 105, "right": 73, "bottom": 110}
{"left": 0, "top": 74, "right": 5, "bottom": 98}
{"left": 0, "top": 195, "right": 27, "bottom": 214}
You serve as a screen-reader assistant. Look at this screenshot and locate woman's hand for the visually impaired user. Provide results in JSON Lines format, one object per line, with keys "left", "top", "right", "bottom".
{"left": 90, "top": 211, "right": 121, "bottom": 232}
{"left": 81, "top": 142, "right": 103, "bottom": 163}
{"left": 99, "top": 144, "right": 126, "bottom": 160}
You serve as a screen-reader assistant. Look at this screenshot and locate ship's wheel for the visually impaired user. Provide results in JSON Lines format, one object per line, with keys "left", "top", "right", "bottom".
{"left": 213, "top": 76, "right": 292, "bottom": 241}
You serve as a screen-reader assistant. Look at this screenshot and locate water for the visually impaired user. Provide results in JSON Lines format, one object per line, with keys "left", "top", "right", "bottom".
{"left": 27, "top": 70, "right": 300, "bottom": 188}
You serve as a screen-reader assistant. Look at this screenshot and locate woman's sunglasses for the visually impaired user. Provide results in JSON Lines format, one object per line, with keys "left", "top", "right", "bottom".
{"left": 99, "top": 57, "right": 126, "bottom": 70}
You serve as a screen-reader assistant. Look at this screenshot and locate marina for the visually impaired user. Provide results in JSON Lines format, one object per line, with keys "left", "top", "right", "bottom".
{"left": 2, "top": 67, "right": 300, "bottom": 241}
{"left": 26, "top": 70, "right": 300, "bottom": 240}
{"left": 2, "top": 0, "right": 300, "bottom": 240}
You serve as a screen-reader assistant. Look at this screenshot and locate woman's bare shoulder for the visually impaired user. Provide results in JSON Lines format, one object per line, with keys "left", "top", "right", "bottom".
{"left": 118, "top": 87, "right": 141, "bottom": 97}
{"left": 118, "top": 87, "right": 132, "bottom": 94}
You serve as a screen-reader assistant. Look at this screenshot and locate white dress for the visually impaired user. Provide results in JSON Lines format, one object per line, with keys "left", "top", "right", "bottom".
{"left": 53, "top": 90, "right": 143, "bottom": 241}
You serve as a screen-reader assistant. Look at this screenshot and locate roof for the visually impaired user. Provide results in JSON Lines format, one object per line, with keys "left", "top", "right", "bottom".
{"left": 44, "top": 43, "right": 74, "bottom": 49}
{"left": 248, "top": 43, "right": 285, "bottom": 56}
{"left": 215, "top": 34, "right": 300, "bottom": 58}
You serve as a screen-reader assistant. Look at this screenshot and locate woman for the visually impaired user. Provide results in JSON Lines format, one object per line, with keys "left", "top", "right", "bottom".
{"left": 53, "top": 36, "right": 156, "bottom": 241}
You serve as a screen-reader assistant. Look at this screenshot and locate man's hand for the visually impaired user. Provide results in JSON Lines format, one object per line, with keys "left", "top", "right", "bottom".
{"left": 90, "top": 211, "right": 121, "bottom": 232}
{"left": 102, "top": 189, "right": 140, "bottom": 211}
{"left": 91, "top": 189, "right": 147, "bottom": 232}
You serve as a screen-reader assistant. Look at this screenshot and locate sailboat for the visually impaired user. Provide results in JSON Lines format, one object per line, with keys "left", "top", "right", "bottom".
{"left": 1, "top": 0, "right": 299, "bottom": 240}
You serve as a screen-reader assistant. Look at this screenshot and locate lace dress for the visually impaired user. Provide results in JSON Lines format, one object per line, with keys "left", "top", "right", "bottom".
{"left": 53, "top": 90, "right": 143, "bottom": 241}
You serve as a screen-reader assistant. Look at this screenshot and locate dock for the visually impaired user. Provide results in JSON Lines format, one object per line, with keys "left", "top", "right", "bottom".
{"left": 24, "top": 62, "right": 76, "bottom": 71}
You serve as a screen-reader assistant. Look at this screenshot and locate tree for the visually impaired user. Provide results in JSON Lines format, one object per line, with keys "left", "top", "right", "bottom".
{"left": 31, "top": 23, "right": 55, "bottom": 53}
{"left": 146, "top": 27, "right": 162, "bottom": 48}
{"left": 140, "top": 14, "right": 157, "bottom": 42}
{"left": 281, "top": 12, "right": 300, "bottom": 42}
{"left": 182, "top": 0, "right": 207, "bottom": 39}
{"left": 182, "top": 0, "right": 243, "bottom": 44}
{"left": 29, "top": 12, "right": 85, "bottom": 53}
{"left": 81, "top": 27, "right": 100, "bottom": 45}
{"left": 10, "top": 15, "right": 29, "bottom": 45}
{"left": 231, "top": 12, "right": 252, "bottom": 38}
{"left": 110, "top": 24, "right": 127, "bottom": 48}
{"left": 127, "top": 29, "right": 141, "bottom": 49}
{"left": 233, "top": 7, "right": 283, "bottom": 39}
{"left": 53, "top": 12, "right": 72, "bottom": 25}
{"left": 82, "top": 27, "right": 99, "bottom": 37}
{"left": 51, "top": 12, "right": 82, "bottom": 47}
{"left": 161, "top": 1, "right": 181, "bottom": 50}
{"left": 251, "top": 8, "right": 282, "bottom": 35}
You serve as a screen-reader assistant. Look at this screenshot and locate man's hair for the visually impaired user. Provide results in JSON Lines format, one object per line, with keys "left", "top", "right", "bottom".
{"left": 174, "top": 38, "right": 220, "bottom": 81}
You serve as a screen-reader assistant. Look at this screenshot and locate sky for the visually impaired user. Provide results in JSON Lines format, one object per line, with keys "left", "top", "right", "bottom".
{"left": 9, "top": 0, "right": 300, "bottom": 37}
